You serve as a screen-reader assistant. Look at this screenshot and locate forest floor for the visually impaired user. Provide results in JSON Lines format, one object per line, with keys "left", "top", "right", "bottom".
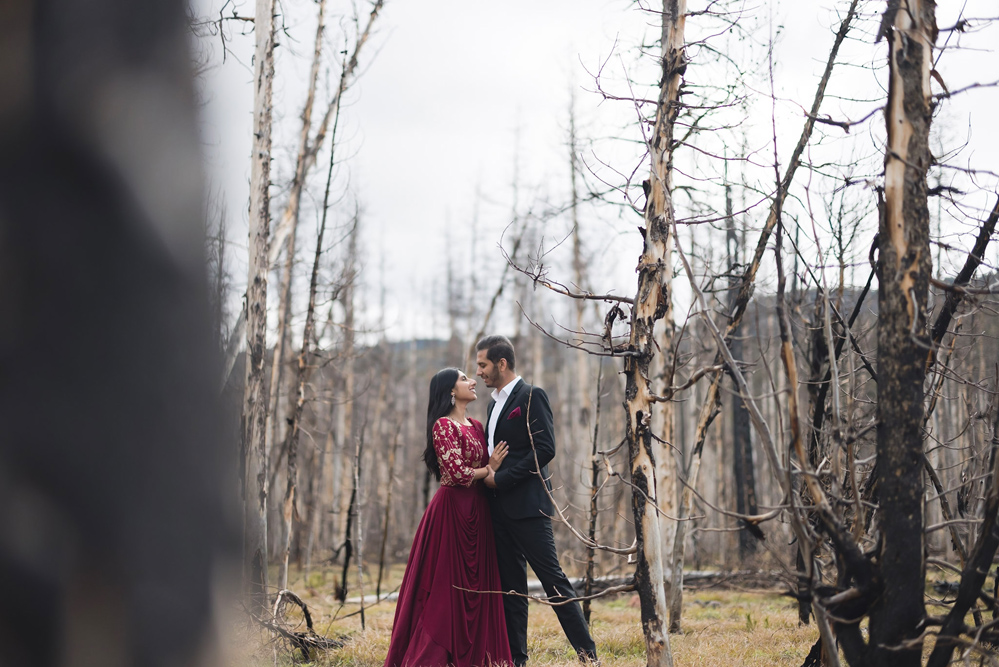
{"left": 229, "top": 564, "right": 823, "bottom": 667}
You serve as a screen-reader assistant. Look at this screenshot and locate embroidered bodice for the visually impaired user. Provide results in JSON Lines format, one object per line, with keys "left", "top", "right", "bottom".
{"left": 432, "top": 417, "right": 488, "bottom": 487}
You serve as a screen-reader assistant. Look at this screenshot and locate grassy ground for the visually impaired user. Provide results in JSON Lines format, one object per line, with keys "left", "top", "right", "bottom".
{"left": 229, "top": 565, "right": 819, "bottom": 666}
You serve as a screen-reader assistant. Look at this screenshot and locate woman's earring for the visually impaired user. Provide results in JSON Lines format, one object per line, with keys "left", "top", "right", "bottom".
{"left": 451, "top": 394, "right": 456, "bottom": 406}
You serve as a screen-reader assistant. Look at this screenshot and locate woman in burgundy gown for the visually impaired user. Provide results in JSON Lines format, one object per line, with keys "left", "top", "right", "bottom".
{"left": 384, "top": 368, "right": 514, "bottom": 667}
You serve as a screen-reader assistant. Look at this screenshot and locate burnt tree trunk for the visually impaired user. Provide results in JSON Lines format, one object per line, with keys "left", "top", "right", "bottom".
{"left": 725, "top": 184, "right": 757, "bottom": 559}
{"left": 868, "top": 1, "right": 937, "bottom": 664}
{"left": 621, "top": 2, "right": 685, "bottom": 665}
{"left": 242, "top": 0, "right": 277, "bottom": 614}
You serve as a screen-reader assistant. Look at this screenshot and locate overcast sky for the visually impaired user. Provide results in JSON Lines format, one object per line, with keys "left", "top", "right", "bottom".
{"left": 193, "top": 0, "right": 999, "bottom": 341}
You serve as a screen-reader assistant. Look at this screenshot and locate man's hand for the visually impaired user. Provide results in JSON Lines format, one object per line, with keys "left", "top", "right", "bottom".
{"left": 484, "top": 466, "right": 497, "bottom": 489}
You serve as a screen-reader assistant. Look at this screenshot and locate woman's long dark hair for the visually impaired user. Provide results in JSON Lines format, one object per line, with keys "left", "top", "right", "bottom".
{"left": 424, "top": 367, "right": 461, "bottom": 480}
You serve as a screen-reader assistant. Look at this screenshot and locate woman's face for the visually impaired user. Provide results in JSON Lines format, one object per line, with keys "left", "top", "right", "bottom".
{"left": 452, "top": 372, "right": 477, "bottom": 404}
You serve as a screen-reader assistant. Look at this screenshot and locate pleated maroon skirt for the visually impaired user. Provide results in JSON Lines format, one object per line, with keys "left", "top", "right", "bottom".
{"left": 384, "top": 483, "right": 512, "bottom": 667}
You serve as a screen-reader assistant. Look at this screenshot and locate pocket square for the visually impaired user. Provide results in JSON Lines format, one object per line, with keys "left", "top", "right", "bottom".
{"left": 507, "top": 406, "right": 521, "bottom": 420}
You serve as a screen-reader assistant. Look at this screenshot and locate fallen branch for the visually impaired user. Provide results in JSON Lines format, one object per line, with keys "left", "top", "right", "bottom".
{"left": 248, "top": 591, "right": 348, "bottom": 660}
{"left": 454, "top": 583, "right": 636, "bottom": 606}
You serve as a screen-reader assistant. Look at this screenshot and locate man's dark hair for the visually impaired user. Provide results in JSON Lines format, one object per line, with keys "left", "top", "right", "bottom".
{"left": 476, "top": 335, "right": 516, "bottom": 370}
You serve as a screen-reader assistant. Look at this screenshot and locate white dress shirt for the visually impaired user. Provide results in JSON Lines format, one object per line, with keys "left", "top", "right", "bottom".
{"left": 487, "top": 375, "right": 522, "bottom": 454}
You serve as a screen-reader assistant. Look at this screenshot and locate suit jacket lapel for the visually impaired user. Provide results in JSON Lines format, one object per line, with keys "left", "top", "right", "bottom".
{"left": 497, "top": 380, "right": 527, "bottom": 426}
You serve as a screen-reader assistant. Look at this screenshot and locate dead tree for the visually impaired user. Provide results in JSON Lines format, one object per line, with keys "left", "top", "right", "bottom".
{"left": 376, "top": 424, "right": 402, "bottom": 600}
{"left": 582, "top": 361, "right": 606, "bottom": 624}
{"left": 353, "top": 420, "right": 367, "bottom": 629}
{"left": 276, "top": 86, "right": 344, "bottom": 588}
{"left": 619, "top": 2, "right": 687, "bottom": 665}
{"left": 867, "top": 2, "right": 937, "bottom": 663}
{"left": 243, "top": 0, "right": 277, "bottom": 613}
{"left": 266, "top": 1, "right": 383, "bottom": 500}
{"left": 337, "top": 418, "right": 364, "bottom": 603}
{"left": 221, "top": 0, "right": 383, "bottom": 393}
{"left": 725, "top": 183, "right": 758, "bottom": 559}
{"left": 334, "top": 212, "right": 361, "bottom": 600}
{"left": 569, "top": 92, "right": 593, "bottom": 445}
{"left": 668, "top": 0, "right": 860, "bottom": 630}
{"left": 268, "top": 0, "right": 384, "bottom": 267}
{"left": 264, "top": 0, "right": 328, "bottom": 490}
{"left": 304, "top": 393, "right": 338, "bottom": 573}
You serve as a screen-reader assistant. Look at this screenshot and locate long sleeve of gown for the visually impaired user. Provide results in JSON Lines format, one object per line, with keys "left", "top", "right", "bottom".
{"left": 433, "top": 418, "right": 476, "bottom": 487}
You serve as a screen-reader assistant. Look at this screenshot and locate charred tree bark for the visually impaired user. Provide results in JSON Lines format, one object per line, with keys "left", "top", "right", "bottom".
{"left": 337, "top": 417, "right": 365, "bottom": 604}
{"left": 797, "top": 293, "right": 830, "bottom": 624}
{"left": 336, "top": 483, "right": 357, "bottom": 602}
{"left": 730, "top": 347, "right": 756, "bottom": 555}
{"left": 725, "top": 184, "right": 757, "bottom": 559}
{"left": 621, "top": 2, "right": 685, "bottom": 665}
{"left": 868, "top": 2, "right": 937, "bottom": 664}
{"left": 242, "top": 0, "right": 277, "bottom": 614}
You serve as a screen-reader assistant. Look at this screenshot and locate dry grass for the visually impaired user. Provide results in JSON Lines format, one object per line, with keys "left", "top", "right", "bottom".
{"left": 228, "top": 565, "right": 818, "bottom": 667}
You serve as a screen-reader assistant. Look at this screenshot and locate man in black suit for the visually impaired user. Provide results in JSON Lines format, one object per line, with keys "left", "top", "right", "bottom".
{"left": 476, "top": 335, "right": 597, "bottom": 666}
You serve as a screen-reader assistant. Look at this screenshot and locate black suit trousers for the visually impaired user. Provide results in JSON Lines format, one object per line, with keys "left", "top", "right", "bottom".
{"left": 491, "top": 509, "right": 596, "bottom": 665}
